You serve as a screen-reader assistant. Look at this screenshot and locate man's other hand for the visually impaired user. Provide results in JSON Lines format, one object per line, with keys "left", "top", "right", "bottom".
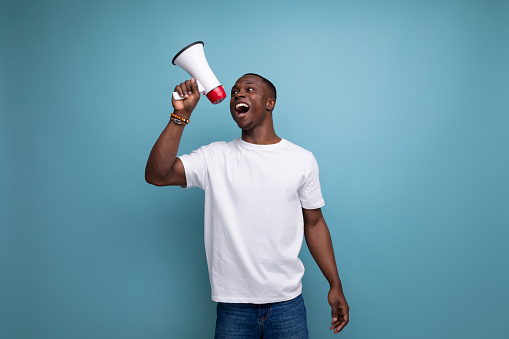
{"left": 329, "top": 286, "right": 349, "bottom": 334}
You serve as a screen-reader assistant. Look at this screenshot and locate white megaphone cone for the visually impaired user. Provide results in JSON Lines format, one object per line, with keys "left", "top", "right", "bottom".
{"left": 172, "top": 41, "right": 226, "bottom": 104}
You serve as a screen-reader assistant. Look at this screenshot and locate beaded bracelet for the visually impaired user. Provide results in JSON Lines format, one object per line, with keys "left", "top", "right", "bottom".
{"left": 170, "top": 113, "right": 190, "bottom": 125}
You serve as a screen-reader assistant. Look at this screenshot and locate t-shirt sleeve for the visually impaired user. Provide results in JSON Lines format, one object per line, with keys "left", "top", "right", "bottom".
{"left": 299, "top": 154, "right": 325, "bottom": 209}
{"left": 178, "top": 147, "right": 208, "bottom": 189}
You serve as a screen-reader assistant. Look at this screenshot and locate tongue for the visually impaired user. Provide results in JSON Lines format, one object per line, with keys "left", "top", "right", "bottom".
{"left": 237, "top": 106, "right": 249, "bottom": 113}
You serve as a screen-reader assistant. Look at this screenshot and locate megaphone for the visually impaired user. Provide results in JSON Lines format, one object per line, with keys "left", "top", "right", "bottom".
{"left": 172, "top": 41, "right": 226, "bottom": 104}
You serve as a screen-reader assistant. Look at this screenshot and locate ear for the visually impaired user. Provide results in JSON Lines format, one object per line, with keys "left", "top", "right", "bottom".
{"left": 266, "top": 98, "right": 276, "bottom": 112}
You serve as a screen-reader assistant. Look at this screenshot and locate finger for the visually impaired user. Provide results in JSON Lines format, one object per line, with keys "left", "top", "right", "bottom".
{"left": 330, "top": 304, "right": 340, "bottom": 332}
{"left": 330, "top": 301, "right": 339, "bottom": 323}
{"left": 190, "top": 77, "right": 199, "bottom": 93}
{"left": 184, "top": 80, "right": 193, "bottom": 95}
{"left": 336, "top": 323, "right": 348, "bottom": 334}
{"left": 331, "top": 309, "right": 349, "bottom": 334}
{"left": 180, "top": 81, "right": 191, "bottom": 97}
{"left": 334, "top": 317, "right": 349, "bottom": 334}
{"left": 178, "top": 83, "right": 189, "bottom": 98}
{"left": 189, "top": 78, "right": 201, "bottom": 99}
{"left": 174, "top": 84, "right": 184, "bottom": 98}
{"left": 330, "top": 316, "right": 342, "bottom": 330}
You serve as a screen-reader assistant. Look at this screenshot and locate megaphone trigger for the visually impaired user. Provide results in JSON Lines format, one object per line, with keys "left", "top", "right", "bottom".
{"left": 172, "top": 80, "right": 206, "bottom": 101}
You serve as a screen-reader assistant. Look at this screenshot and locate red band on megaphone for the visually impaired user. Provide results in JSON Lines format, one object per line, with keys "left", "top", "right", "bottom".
{"left": 206, "top": 85, "right": 227, "bottom": 104}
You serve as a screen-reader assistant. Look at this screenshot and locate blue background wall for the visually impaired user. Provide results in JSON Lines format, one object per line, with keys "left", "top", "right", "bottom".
{"left": 2, "top": 0, "right": 508, "bottom": 338}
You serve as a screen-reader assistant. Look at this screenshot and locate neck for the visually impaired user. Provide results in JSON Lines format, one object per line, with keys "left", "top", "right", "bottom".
{"left": 241, "top": 126, "right": 281, "bottom": 145}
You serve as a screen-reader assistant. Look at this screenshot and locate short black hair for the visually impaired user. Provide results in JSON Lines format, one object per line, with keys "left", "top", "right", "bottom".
{"left": 243, "top": 73, "right": 277, "bottom": 100}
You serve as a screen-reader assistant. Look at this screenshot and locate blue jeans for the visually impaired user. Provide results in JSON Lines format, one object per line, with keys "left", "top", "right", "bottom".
{"left": 214, "top": 294, "right": 309, "bottom": 339}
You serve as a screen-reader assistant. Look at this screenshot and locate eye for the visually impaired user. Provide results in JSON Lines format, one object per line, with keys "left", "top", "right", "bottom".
{"left": 247, "top": 87, "right": 254, "bottom": 92}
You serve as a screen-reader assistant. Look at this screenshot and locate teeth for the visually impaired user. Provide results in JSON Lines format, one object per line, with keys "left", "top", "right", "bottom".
{"left": 236, "top": 103, "right": 249, "bottom": 109}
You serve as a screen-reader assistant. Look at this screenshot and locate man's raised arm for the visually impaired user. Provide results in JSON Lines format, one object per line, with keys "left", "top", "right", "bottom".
{"left": 145, "top": 78, "right": 200, "bottom": 186}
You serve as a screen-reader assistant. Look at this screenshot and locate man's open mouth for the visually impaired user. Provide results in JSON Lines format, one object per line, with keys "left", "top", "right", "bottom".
{"left": 235, "top": 102, "right": 250, "bottom": 114}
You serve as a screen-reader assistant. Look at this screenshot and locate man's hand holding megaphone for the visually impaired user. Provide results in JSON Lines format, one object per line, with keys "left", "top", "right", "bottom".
{"left": 171, "top": 78, "right": 201, "bottom": 122}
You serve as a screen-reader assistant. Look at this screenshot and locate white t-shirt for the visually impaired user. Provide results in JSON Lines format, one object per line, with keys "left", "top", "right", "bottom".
{"left": 178, "top": 138, "right": 325, "bottom": 303}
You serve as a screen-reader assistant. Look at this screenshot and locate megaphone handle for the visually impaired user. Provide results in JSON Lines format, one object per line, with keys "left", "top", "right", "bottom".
{"left": 172, "top": 80, "right": 205, "bottom": 101}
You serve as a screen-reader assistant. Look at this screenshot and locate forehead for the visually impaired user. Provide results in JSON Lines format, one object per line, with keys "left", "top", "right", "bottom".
{"left": 233, "top": 75, "right": 265, "bottom": 87}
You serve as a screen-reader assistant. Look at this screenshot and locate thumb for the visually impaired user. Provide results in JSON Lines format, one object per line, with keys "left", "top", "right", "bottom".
{"left": 331, "top": 300, "right": 339, "bottom": 322}
{"left": 190, "top": 78, "right": 201, "bottom": 95}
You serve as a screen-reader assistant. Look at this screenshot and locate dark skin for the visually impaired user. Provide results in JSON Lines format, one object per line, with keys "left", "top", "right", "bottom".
{"left": 145, "top": 75, "right": 349, "bottom": 334}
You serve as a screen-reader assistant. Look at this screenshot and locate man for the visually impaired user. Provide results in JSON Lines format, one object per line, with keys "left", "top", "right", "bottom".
{"left": 145, "top": 74, "right": 349, "bottom": 338}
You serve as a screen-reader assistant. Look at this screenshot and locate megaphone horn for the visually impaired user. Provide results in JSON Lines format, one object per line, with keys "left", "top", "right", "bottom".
{"left": 172, "top": 41, "right": 226, "bottom": 105}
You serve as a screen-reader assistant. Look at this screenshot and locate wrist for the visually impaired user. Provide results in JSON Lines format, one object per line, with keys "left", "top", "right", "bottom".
{"left": 170, "top": 112, "right": 190, "bottom": 126}
{"left": 173, "top": 109, "right": 192, "bottom": 120}
{"left": 329, "top": 278, "right": 342, "bottom": 289}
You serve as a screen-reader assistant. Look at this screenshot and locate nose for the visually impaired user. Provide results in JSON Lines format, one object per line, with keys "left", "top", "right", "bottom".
{"left": 233, "top": 88, "right": 247, "bottom": 99}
